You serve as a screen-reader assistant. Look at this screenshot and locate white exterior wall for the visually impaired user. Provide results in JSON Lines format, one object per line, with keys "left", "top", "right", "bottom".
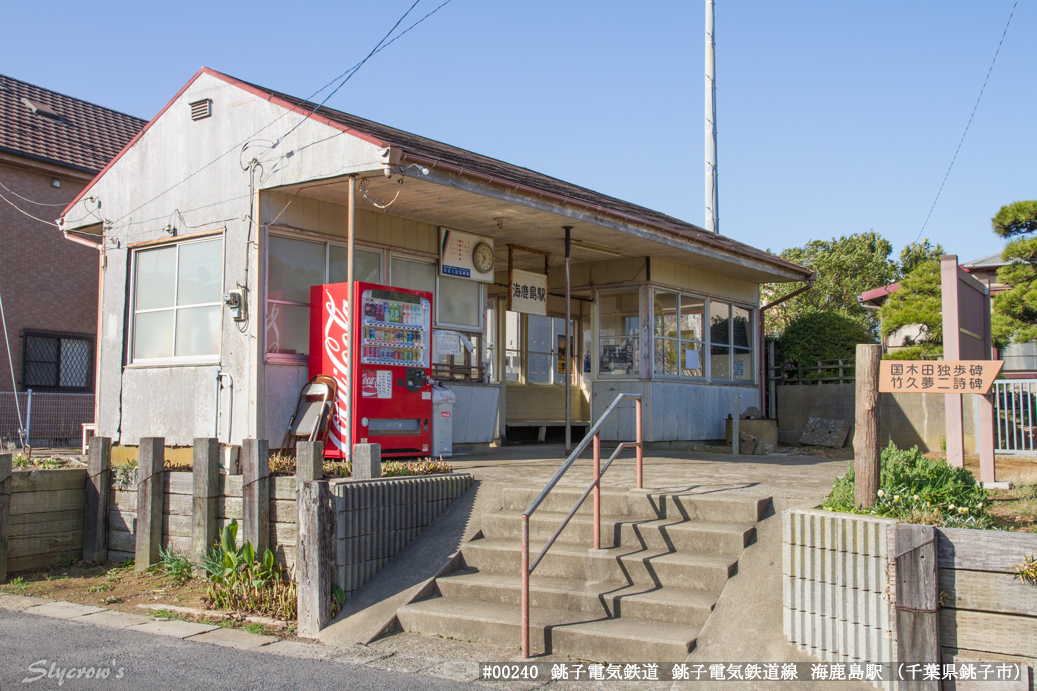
{"left": 64, "top": 72, "right": 383, "bottom": 446}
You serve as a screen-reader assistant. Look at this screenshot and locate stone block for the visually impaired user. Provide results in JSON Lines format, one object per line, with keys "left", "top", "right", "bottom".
{"left": 739, "top": 431, "right": 757, "bottom": 455}
{"left": 799, "top": 417, "right": 851, "bottom": 448}
{"left": 353, "top": 444, "right": 381, "bottom": 480}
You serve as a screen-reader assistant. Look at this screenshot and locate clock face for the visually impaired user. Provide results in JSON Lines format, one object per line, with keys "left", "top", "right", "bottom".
{"left": 472, "top": 242, "right": 494, "bottom": 273}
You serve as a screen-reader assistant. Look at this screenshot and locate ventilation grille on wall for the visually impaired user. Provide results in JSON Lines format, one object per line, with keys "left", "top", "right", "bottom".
{"left": 189, "top": 98, "right": 212, "bottom": 121}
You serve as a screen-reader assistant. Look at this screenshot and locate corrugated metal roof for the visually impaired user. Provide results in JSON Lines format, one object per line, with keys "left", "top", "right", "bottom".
{"left": 0, "top": 75, "right": 146, "bottom": 173}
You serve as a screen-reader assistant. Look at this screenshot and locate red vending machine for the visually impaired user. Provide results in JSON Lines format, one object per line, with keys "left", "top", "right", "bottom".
{"left": 310, "top": 281, "right": 433, "bottom": 458}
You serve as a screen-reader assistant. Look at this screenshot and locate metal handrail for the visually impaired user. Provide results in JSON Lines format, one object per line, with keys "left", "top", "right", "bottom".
{"left": 519, "top": 392, "right": 643, "bottom": 659}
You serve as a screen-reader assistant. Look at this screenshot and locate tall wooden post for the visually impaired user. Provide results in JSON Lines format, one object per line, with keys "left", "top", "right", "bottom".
{"left": 135, "top": 437, "right": 165, "bottom": 571}
{"left": 854, "top": 344, "right": 881, "bottom": 508}
{"left": 83, "top": 436, "right": 112, "bottom": 562}
{"left": 0, "top": 453, "right": 10, "bottom": 582}
{"left": 192, "top": 438, "right": 220, "bottom": 564}
{"left": 297, "top": 479, "right": 333, "bottom": 638}
{"left": 241, "top": 439, "right": 270, "bottom": 555}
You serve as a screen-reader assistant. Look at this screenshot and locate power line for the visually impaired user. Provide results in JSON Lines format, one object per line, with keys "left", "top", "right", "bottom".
{"left": 915, "top": 0, "right": 1019, "bottom": 243}
{"left": 0, "top": 189, "right": 58, "bottom": 227}
{"left": 0, "top": 180, "right": 70, "bottom": 207}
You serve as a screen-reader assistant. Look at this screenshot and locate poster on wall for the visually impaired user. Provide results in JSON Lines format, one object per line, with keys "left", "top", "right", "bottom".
{"left": 510, "top": 268, "right": 548, "bottom": 316}
{"left": 439, "top": 227, "right": 495, "bottom": 283}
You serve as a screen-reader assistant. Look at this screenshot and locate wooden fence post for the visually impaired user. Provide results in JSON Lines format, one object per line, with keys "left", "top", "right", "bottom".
{"left": 192, "top": 438, "right": 220, "bottom": 564}
{"left": 894, "top": 523, "right": 940, "bottom": 690}
{"left": 135, "top": 437, "right": 165, "bottom": 571}
{"left": 0, "top": 453, "right": 10, "bottom": 582}
{"left": 854, "top": 344, "right": 881, "bottom": 508}
{"left": 82, "top": 436, "right": 112, "bottom": 563}
{"left": 296, "top": 442, "right": 324, "bottom": 483}
{"left": 297, "top": 479, "right": 333, "bottom": 638}
{"left": 241, "top": 439, "right": 269, "bottom": 555}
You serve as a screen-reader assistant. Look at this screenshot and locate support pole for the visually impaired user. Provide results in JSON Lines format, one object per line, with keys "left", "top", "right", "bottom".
{"left": 0, "top": 453, "right": 10, "bottom": 582}
{"left": 894, "top": 523, "right": 940, "bottom": 690}
{"left": 135, "top": 437, "right": 165, "bottom": 571}
{"left": 507, "top": 245, "right": 514, "bottom": 312}
{"left": 854, "top": 344, "right": 882, "bottom": 508}
{"left": 705, "top": 0, "right": 719, "bottom": 234}
{"left": 564, "top": 226, "right": 572, "bottom": 453}
{"left": 635, "top": 396, "right": 643, "bottom": 489}
{"left": 191, "top": 438, "right": 220, "bottom": 564}
{"left": 297, "top": 480, "right": 333, "bottom": 638}
{"left": 593, "top": 432, "right": 601, "bottom": 550}
{"left": 520, "top": 513, "right": 529, "bottom": 658}
{"left": 83, "top": 436, "right": 112, "bottom": 563}
{"left": 346, "top": 175, "right": 356, "bottom": 464}
{"left": 241, "top": 438, "right": 270, "bottom": 555}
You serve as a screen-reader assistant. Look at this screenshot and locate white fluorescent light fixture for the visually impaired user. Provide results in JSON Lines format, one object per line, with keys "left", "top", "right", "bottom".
{"left": 570, "top": 239, "right": 622, "bottom": 257}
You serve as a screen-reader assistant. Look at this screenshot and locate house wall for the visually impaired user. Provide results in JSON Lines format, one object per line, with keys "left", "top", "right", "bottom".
{"left": 59, "top": 72, "right": 384, "bottom": 446}
{"left": 0, "top": 160, "right": 97, "bottom": 394}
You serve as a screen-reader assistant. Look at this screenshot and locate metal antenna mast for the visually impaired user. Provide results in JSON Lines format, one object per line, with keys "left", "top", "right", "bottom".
{"left": 705, "top": 0, "right": 719, "bottom": 234}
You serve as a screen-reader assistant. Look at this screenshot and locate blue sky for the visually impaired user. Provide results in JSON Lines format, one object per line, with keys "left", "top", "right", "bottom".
{"left": 5, "top": 1, "right": 1033, "bottom": 263}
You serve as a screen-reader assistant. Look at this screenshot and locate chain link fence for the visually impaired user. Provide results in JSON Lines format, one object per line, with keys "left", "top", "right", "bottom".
{"left": 0, "top": 392, "right": 94, "bottom": 448}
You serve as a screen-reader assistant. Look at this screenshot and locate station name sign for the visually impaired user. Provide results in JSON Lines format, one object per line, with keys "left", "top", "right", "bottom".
{"left": 878, "top": 360, "right": 1004, "bottom": 395}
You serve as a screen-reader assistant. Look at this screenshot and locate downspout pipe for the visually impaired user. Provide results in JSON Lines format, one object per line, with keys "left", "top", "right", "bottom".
{"left": 758, "top": 272, "right": 816, "bottom": 418}
{"left": 59, "top": 221, "right": 105, "bottom": 431}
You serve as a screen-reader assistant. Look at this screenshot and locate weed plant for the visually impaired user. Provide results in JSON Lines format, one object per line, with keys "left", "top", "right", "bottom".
{"left": 822, "top": 441, "right": 993, "bottom": 528}
{"left": 201, "top": 520, "right": 297, "bottom": 621}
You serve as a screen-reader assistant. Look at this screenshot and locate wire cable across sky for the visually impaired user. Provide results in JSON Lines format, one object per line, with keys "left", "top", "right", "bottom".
{"left": 914, "top": 0, "right": 1019, "bottom": 244}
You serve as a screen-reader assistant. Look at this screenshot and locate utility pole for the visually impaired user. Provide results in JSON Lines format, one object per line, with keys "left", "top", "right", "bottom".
{"left": 705, "top": 0, "right": 719, "bottom": 234}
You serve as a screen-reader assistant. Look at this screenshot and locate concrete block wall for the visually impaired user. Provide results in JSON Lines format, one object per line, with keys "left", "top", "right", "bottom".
{"left": 777, "top": 384, "right": 976, "bottom": 452}
{"left": 783, "top": 508, "right": 897, "bottom": 690}
{"left": 331, "top": 474, "right": 473, "bottom": 598}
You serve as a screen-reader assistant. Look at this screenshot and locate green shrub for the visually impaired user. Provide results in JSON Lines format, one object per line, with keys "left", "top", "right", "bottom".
{"left": 777, "top": 311, "right": 875, "bottom": 367}
{"left": 822, "top": 441, "right": 992, "bottom": 528}
{"left": 202, "top": 520, "right": 297, "bottom": 621}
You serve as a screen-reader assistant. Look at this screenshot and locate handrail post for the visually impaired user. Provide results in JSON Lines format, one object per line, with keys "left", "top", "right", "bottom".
{"left": 635, "top": 396, "right": 643, "bottom": 489}
{"left": 593, "top": 431, "right": 601, "bottom": 550}
{"left": 521, "top": 513, "right": 530, "bottom": 658}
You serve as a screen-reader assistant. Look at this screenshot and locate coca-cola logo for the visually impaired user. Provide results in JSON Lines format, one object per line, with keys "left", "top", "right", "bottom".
{"left": 361, "top": 370, "right": 377, "bottom": 397}
{"left": 322, "top": 294, "right": 350, "bottom": 451}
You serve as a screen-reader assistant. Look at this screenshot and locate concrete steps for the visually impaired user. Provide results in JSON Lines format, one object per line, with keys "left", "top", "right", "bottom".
{"left": 396, "top": 597, "right": 699, "bottom": 663}
{"left": 435, "top": 569, "right": 718, "bottom": 627}
{"left": 482, "top": 510, "right": 755, "bottom": 553}
{"left": 395, "top": 488, "right": 772, "bottom": 662}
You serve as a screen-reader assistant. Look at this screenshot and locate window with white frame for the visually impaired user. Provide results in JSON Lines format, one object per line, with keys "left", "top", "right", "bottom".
{"left": 653, "top": 290, "right": 705, "bottom": 378}
{"left": 131, "top": 236, "right": 224, "bottom": 362}
{"left": 503, "top": 312, "right": 575, "bottom": 385}
{"left": 709, "top": 300, "right": 754, "bottom": 382}
{"left": 265, "top": 233, "right": 382, "bottom": 359}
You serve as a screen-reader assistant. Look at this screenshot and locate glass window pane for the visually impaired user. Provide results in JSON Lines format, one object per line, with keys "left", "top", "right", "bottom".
{"left": 681, "top": 342, "right": 704, "bottom": 377}
{"left": 134, "top": 310, "right": 175, "bottom": 360}
{"left": 527, "top": 353, "right": 551, "bottom": 383}
{"left": 135, "top": 246, "right": 176, "bottom": 310}
{"left": 733, "top": 305, "right": 753, "bottom": 349}
{"left": 268, "top": 236, "right": 325, "bottom": 303}
{"left": 599, "top": 289, "right": 640, "bottom": 337}
{"left": 653, "top": 291, "right": 677, "bottom": 337}
{"left": 265, "top": 302, "right": 310, "bottom": 356}
{"left": 680, "top": 296, "right": 704, "bottom": 342}
{"left": 485, "top": 300, "right": 497, "bottom": 382}
{"left": 174, "top": 305, "right": 221, "bottom": 357}
{"left": 599, "top": 337, "right": 638, "bottom": 377}
{"left": 654, "top": 337, "right": 678, "bottom": 376}
{"left": 527, "top": 315, "right": 552, "bottom": 353}
{"left": 734, "top": 348, "right": 753, "bottom": 381}
{"left": 710, "top": 301, "right": 731, "bottom": 346}
{"left": 711, "top": 345, "right": 731, "bottom": 379}
{"left": 177, "top": 238, "right": 223, "bottom": 306}
{"left": 390, "top": 258, "right": 436, "bottom": 295}
{"left": 59, "top": 339, "right": 90, "bottom": 387}
{"left": 438, "top": 275, "right": 480, "bottom": 327}
{"left": 505, "top": 351, "right": 521, "bottom": 382}
{"left": 506, "top": 311, "right": 521, "bottom": 350}
{"left": 329, "top": 246, "right": 381, "bottom": 285}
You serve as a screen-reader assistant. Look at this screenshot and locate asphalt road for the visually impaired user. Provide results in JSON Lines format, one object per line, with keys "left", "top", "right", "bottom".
{"left": 0, "top": 610, "right": 480, "bottom": 691}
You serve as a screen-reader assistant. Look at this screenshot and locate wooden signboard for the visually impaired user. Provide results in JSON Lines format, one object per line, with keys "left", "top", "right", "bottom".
{"left": 879, "top": 360, "right": 1004, "bottom": 395}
